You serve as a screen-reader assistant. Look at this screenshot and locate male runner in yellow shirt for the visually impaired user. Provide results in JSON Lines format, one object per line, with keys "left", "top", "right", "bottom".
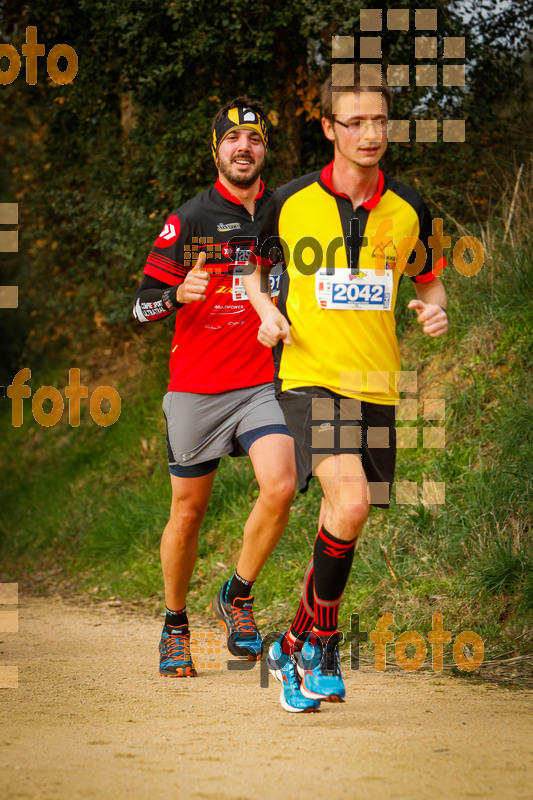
{"left": 243, "top": 66, "right": 448, "bottom": 712}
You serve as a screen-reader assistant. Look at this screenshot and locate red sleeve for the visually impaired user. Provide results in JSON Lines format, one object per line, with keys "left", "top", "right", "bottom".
{"left": 414, "top": 256, "right": 446, "bottom": 283}
{"left": 143, "top": 213, "right": 189, "bottom": 285}
{"left": 410, "top": 202, "right": 447, "bottom": 284}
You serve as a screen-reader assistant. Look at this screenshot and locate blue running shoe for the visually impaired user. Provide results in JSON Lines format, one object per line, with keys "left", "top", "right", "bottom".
{"left": 267, "top": 635, "right": 320, "bottom": 714}
{"left": 211, "top": 583, "right": 262, "bottom": 660}
{"left": 159, "top": 627, "right": 197, "bottom": 677}
{"left": 295, "top": 632, "right": 345, "bottom": 702}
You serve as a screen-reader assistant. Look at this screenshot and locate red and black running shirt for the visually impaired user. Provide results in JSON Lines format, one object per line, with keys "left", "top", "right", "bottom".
{"left": 139, "top": 180, "right": 274, "bottom": 393}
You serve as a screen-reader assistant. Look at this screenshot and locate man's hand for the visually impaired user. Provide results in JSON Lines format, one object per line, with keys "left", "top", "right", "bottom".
{"left": 257, "top": 308, "right": 291, "bottom": 348}
{"left": 176, "top": 251, "right": 210, "bottom": 303}
{"left": 408, "top": 299, "right": 448, "bottom": 337}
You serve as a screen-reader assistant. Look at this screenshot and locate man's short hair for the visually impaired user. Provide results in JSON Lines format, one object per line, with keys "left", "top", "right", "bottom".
{"left": 321, "top": 65, "right": 392, "bottom": 120}
{"left": 211, "top": 96, "right": 268, "bottom": 135}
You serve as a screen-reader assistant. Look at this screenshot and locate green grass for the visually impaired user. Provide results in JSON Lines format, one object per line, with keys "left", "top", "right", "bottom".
{"left": 1, "top": 225, "right": 532, "bottom": 678}
{"left": 469, "top": 539, "right": 532, "bottom": 595}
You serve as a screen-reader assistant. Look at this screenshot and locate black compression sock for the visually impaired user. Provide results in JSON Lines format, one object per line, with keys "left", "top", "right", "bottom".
{"left": 313, "top": 525, "right": 355, "bottom": 633}
{"left": 225, "top": 571, "right": 254, "bottom": 604}
{"left": 164, "top": 606, "right": 188, "bottom": 635}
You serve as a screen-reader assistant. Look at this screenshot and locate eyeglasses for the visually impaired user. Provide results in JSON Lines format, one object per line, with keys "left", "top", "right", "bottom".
{"left": 333, "top": 118, "right": 387, "bottom": 135}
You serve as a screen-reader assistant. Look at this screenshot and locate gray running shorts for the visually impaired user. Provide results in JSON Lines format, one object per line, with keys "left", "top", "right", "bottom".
{"left": 163, "top": 383, "right": 291, "bottom": 477}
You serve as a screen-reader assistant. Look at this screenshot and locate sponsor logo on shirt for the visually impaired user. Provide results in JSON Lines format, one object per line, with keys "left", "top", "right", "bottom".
{"left": 234, "top": 247, "right": 251, "bottom": 262}
{"left": 220, "top": 239, "right": 254, "bottom": 263}
{"left": 372, "top": 241, "right": 397, "bottom": 268}
{"left": 217, "top": 222, "right": 242, "bottom": 232}
{"left": 212, "top": 304, "right": 246, "bottom": 315}
{"left": 155, "top": 214, "right": 180, "bottom": 248}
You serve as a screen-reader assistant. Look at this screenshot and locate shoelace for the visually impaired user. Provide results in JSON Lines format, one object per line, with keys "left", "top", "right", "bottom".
{"left": 286, "top": 656, "right": 300, "bottom": 687}
{"left": 166, "top": 633, "right": 191, "bottom": 661}
{"left": 321, "top": 637, "right": 340, "bottom": 672}
{"left": 231, "top": 605, "right": 257, "bottom": 634}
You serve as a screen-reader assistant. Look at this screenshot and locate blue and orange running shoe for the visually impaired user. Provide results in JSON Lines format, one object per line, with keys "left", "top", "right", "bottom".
{"left": 159, "top": 627, "right": 197, "bottom": 678}
{"left": 211, "top": 583, "right": 262, "bottom": 660}
{"left": 267, "top": 635, "right": 320, "bottom": 713}
{"left": 294, "top": 632, "right": 345, "bottom": 702}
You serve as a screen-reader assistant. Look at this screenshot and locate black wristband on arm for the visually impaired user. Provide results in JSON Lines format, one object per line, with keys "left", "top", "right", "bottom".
{"left": 162, "top": 286, "right": 184, "bottom": 310}
{"left": 133, "top": 275, "right": 184, "bottom": 323}
{"left": 438, "top": 305, "right": 447, "bottom": 316}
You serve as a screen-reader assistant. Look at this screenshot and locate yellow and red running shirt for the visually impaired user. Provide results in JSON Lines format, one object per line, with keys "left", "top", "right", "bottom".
{"left": 252, "top": 164, "right": 446, "bottom": 405}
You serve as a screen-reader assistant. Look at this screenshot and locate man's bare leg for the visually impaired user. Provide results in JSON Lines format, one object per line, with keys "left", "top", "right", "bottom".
{"left": 159, "top": 470, "right": 218, "bottom": 677}
{"left": 288, "top": 453, "right": 370, "bottom": 641}
{"left": 160, "top": 470, "right": 217, "bottom": 610}
{"left": 211, "top": 434, "right": 296, "bottom": 659}
{"left": 235, "top": 433, "right": 296, "bottom": 581}
{"left": 314, "top": 453, "right": 370, "bottom": 543}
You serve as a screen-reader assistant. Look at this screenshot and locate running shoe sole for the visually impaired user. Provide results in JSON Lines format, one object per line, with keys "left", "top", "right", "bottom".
{"left": 159, "top": 665, "right": 197, "bottom": 678}
{"left": 296, "top": 666, "right": 345, "bottom": 702}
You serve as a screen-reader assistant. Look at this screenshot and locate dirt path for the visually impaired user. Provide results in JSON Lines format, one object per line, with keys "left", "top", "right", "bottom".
{"left": 1, "top": 597, "right": 532, "bottom": 800}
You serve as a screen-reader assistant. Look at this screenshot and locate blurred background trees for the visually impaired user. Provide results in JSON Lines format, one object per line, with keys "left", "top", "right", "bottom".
{"left": 0, "top": 0, "right": 532, "bottom": 376}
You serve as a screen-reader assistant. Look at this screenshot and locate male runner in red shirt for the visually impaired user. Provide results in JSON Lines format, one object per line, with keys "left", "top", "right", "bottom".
{"left": 134, "top": 97, "right": 296, "bottom": 678}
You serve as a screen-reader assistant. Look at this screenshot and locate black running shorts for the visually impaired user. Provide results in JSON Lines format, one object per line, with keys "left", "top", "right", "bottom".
{"left": 278, "top": 386, "right": 396, "bottom": 508}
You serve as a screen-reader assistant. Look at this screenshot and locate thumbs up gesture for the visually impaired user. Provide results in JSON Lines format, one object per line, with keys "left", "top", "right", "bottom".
{"left": 176, "top": 251, "right": 210, "bottom": 303}
{"left": 408, "top": 299, "right": 448, "bottom": 338}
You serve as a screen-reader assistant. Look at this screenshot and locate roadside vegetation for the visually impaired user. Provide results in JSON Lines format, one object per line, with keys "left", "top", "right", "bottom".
{"left": 1, "top": 164, "right": 531, "bottom": 683}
